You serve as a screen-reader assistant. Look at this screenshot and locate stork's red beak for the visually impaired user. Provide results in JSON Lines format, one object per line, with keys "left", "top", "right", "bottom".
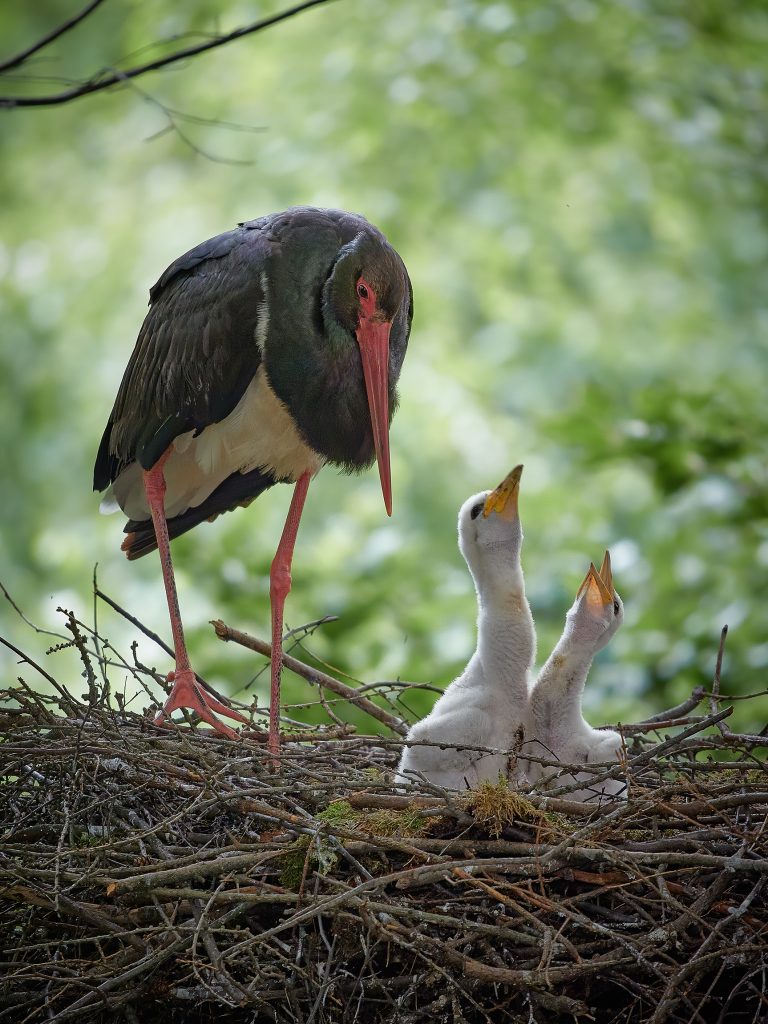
{"left": 356, "top": 317, "right": 393, "bottom": 516}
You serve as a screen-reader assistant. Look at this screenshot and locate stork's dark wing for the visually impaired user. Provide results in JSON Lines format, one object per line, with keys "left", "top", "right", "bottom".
{"left": 120, "top": 465, "right": 278, "bottom": 560}
{"left": 93, "top": 225, "right": 268, "bottom": 491}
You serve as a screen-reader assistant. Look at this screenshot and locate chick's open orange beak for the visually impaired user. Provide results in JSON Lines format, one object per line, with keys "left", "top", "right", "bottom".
{"left": 577, "top": 559, "right": 614, "bottom": 611}
{"left": 483, "top": 464, "right": 523, "bottom": 521}
{"left": 598, "top": 549, "right": 613, "bottom": 593}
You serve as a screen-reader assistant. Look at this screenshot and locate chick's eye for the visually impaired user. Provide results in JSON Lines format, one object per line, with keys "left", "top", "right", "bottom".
{"left": 470, "top": 502, "right": 484, "bottom": 520}
{"left": 357, "top": 283, "right": 369, "bottom": 299}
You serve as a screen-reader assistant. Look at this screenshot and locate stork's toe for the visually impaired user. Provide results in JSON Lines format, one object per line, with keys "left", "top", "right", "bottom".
{"left": 154, "top": 669, "right": 247, "bottom": 740}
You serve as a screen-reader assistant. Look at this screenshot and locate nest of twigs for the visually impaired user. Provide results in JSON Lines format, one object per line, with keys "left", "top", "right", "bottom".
{"left": 1, "top": 611, "right": 767, "bottom": 1024}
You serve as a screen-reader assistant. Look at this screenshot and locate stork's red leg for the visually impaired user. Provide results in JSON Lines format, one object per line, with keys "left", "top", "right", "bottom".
{"left": 269, "top": 471, "right": 311, "bottom": 757}
{"left": 143, "top": 451, "right": 247, "bottom": 739}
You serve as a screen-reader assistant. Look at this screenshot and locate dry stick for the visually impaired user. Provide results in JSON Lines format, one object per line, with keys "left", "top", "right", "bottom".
{"left": 345, "top": 790, "right": 605, "bottom": 820}
{"left": 710, "top": 625, "right": 731, "bottom": 739}
{"left": 211, "top": 619, "right": 408, "bottom": 736}
{"left": 94, "top": 586, "right": 247, "bottom": 713}
{"left": 634, "top": 686, "right": 706, "bottom": 726}
{"left": 375, "top": 913, "right": 634, "bottom": 991}
{"left": 0, "top": 580, "right": 72, "bottom": 644}
{"left": 519, "top": 705, "right": 737, "bottom": 806}
{"left": 707, "top": 626, "right": 766, "bottom": 745}
{"left": 44, "top": 902, "right": 250, "bottom": 1024}
{"left": 0, "top": 635, "right": 65, "bottom": 690}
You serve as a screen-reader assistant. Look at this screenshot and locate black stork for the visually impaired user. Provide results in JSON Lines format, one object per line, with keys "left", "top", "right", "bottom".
{"left": 93, "top": 207, "right": 412, "bottom": 753}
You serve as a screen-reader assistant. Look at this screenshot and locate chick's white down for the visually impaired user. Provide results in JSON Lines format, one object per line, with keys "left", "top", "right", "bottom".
{"left": 397, "top": 472, "right": 628, "bottom": 802}
{"left": 396, "top": 469, "right": 535, "bottom": 791}
{"left": 526, "top": 555, "right": 628, "bottom": 802}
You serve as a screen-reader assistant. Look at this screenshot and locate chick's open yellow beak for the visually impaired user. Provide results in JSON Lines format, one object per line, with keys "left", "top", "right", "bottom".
{"left": 482, "top": 464, "right": 523, "bottom": 521}
{"left": 598, "top": 549, "right": 613, "bottom": 593}
{"left": 576, "top": 562, "right": 614, "bottom": 610}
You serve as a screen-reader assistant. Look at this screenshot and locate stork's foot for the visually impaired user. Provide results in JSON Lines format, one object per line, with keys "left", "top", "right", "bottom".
{"left": 153, "top": 669, "right": 248, "bottom": 740}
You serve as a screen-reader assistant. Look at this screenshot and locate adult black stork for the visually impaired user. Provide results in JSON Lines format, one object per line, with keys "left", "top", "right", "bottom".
{"left": 94, "top": 207, "right": 412, "bottom": 753}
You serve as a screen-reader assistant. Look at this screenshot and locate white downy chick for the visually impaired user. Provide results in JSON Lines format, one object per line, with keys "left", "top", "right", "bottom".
{"left": 527, "top": 552, "right": 627, "bottom": 802}
{"left": 397, "top": 466, "right": 535, "bottom": 791}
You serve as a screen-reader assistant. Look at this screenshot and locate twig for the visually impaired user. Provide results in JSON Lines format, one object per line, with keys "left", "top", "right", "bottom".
{"left": 94, "top": 586, "right": 246, "bottom": 711}
{"left": 633, "top": 686, "right": 706, "bottom": 726}
{"left": 211, "top": 619, "right": 407, "bottom": 736}
{"left": 0, "top": 0, "right": 338, "bottom": 109}
{"left": 709, "top": 625, "right": 730, "bottom": 738}
{"left": 0, "top": 0, "right": 108, "bottom": 74}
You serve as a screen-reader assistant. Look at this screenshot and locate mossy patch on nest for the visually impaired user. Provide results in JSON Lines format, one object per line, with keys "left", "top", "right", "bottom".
{"left": 358, "top": 807, "right": 437, "bottom": 837}
{"left": 318, "top": 798, "right": 438, "bottom": 838}
{"left": 317, "top": 799, "right": 358, "bottom": 828}
{"left": 279, "top": 799, "right": 439, "bottom": 889}
{"left": 278, "top": 832, "right": 340, "bottom": 890}
{"left": 541, "top": 810, "right": 581, "bottom": 835}
{"left": 464, "top": 777, "right": 546, "bottom": 838}
{"left": 278, "top": 836, "right": 313, "bottom": 890}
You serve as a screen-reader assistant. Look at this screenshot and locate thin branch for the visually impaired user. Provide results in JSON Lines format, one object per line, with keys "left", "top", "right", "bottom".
{"left": 0, "top": 635, "right": 61, "bottom": 689}
{"left": 92, "top": 585, "right": 245, "bottom": 709}
{"left": 633, "top": 685, "right": 706, "bottom": 726}
{"left": 709, "top": 625, "right": 730, "bottom": 739}
{"left": 121, "top": 74, "right": 259, "bottom": 166}
{"left": 0, "top": 0, "right": 109, "bottom": 75}
{"left": 0, "top": 0, "right": 338, "bottom": 109}
{"left": 0, "top": 578, "right": 70, "bottom": 643}
{"left": 211, "top": 619, "right": 408, "bottom": 736}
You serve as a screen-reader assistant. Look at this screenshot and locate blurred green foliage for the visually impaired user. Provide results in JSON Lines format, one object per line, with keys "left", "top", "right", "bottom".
{"left": 1, "top": 0, "right": 766, "bottom": 732}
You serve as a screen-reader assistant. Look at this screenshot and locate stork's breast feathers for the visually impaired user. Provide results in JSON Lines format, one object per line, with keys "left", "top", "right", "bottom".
{"left": 107, "top": 367, "right": 324, "bottom": 522}
{"left": 202, "top": 367, "right": 325, "bottom": 481}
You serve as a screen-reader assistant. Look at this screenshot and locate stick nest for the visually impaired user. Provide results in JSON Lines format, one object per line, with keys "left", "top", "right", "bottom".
{"left": 1, "top": 666, "right": 767, "bottom": 1023}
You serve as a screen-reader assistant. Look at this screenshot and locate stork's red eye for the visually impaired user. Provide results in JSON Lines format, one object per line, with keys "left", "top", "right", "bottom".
{"left": 357, "top": 283, "right": 369, "bottom": 299}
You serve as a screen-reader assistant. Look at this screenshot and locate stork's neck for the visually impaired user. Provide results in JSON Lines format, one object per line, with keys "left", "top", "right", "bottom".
{"left": 472, "top": 559, "right": 536, "bottom": 705}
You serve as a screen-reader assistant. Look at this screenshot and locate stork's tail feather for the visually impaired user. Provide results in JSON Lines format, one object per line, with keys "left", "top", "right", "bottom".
{"left": 120, "top": 466, "right": 279, "bottom": 560}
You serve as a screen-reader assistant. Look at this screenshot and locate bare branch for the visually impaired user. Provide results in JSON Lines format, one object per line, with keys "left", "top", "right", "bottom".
{"left": 0, "top": 0, "right": 338, "bottom": 109}
{"left": 212, "top": 618, "right": 409, "bottom": 736}
{"left": 0, "top": 0, "right": 109, "bottom": 75}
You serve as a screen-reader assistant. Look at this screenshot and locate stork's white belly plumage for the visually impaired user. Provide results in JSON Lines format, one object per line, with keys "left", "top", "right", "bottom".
{"left": 101, "top": 366, "right": 325, "bottom": 521}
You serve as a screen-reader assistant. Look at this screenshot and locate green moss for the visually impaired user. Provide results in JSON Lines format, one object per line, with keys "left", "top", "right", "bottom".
{"left": 465, "top": 778, "right": 546, "bottom": 838}
{"left": 278, "top": 836, "right": 312, "bottom": 890}
{"left": 278, "top": 832, "right": 339, "bottom": 890}
{"left": 621, "top": 828, "right": 655, "bottom": 841}
{"left": 542, "top": 811, "right": 580, "bottom": 834}
{"left": 358, "top": 807, "right": 434, "bottom": 837}
{"left": 318, "top": 798, "right": 438, "bottom": 838}
{"left": 316, "top": 800, "right": 358, "bottom": 828}
{"left": 73, "top": 831, "right": 104, "bottom": 848}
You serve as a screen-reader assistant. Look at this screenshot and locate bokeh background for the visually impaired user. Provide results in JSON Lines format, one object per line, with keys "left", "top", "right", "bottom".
{"left": 1, "top": 0, "right": 766, "bottom": 732}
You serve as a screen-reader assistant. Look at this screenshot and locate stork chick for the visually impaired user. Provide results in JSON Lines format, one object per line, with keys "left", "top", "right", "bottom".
{"left": 527, "top": 552, "right": 627, "bottom": 802}
{"left": 397, "top": 467, "right": 535, "bottom": 791}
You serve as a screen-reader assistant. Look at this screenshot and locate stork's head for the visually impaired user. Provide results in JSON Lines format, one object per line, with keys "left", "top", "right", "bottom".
{"left": 564, "top": 551, "right": 624, "bottom": 653}
{"left": 324, "top": 228, "right": 412, "bottom": 516}
{"left": 458, "top": 466, "right": 524, "bottom": 581}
